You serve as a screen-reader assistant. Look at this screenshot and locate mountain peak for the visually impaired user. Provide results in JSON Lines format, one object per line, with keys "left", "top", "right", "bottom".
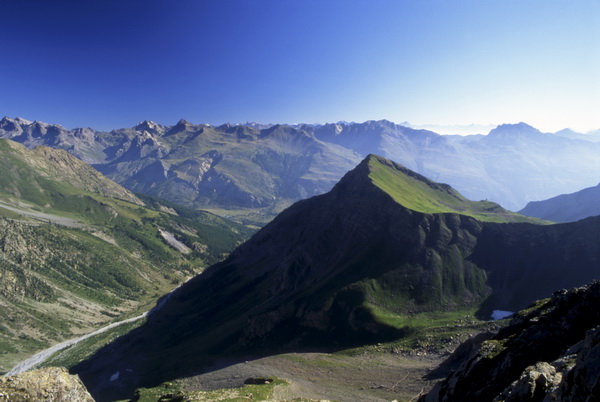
{"left": 487, "top": 122, "right": 542, "bottom": 137}
{"left": 134, "top": 120, "right": 161, "bottom": 132}
{"left": 2, "top": 116, "right": 33, "bottom": 125}
{"left": 163, "top": 119, "right": 194, "bottom": 136}
{"left": 0, "top": 116, "right": 31, "bottom": 130}
{"left": 346, "top": 154, "right": 538, "bottom": 223}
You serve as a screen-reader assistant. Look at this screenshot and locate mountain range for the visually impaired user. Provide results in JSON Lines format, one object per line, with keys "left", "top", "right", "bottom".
{"left": 0, "top": 139, "right": 251, "bottom": 373}
{"left": 2, "top": 117, "right": 600, "bottom": 221}
{"left": 3, "top": 114, "right": 600, "bottom": 400}
{"left": 66, "top": 155, "right": 600, "bottom": 401}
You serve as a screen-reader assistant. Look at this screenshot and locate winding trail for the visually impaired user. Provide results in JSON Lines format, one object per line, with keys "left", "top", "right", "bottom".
{"left": 5, "top": 313, "right": 147, "bottom": 377}
{"left": 5, "top": 282, "right": 181, "bottom": 377}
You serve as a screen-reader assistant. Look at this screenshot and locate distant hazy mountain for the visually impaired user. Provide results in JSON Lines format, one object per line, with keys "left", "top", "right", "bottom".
{"left": 2, "top": 117, "right": 600, "bottom": 215}
{"left": 308, "top": 121, "right": 600, "bottom": 211}
{"left": 519, "top": 182, "right": 600, "bottom": 222}
{"left": 71, "top": 155, "right": 600, "bottom": 401}
{"left": 404, "top": 122, "right": 496, "bottom": 135}
{"left": 553, "top": 127, "right": 600, "bottom": 142}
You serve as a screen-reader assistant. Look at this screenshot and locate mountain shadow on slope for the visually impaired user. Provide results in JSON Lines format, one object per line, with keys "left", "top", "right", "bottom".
{"left": 71, "top": 155, "right": 600, "bottom": 401}
{"left": 469, "top": 216, "right": 600, "bottom": 316}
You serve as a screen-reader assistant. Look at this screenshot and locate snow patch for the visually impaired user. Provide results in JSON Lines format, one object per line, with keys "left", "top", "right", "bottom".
{"left": 491, "top": 310, "right": 513, "bottom": 320}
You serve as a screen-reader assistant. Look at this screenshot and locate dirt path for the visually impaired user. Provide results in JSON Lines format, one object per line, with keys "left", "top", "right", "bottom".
{"left": 4, "top": 313, "right": 147, "bottom": 377}
{"left": 180, "top": 352, "right": 444, "bottom": 401}
{"left": 5, "top": 281, "right": 185, "bottom": 377}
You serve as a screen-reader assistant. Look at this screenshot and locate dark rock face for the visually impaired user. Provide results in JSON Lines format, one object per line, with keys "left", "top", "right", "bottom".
{"left": 422, "top": 281, "right": 600, "bottom": 402}
{"left": 558, "top": 325, "right": 600, "bottom": 400}
{"left": 72, "top": 156, "right": 600, "bottom": 401}
{"left": 469, "top": 216, "right": 600, "bottom": 315}
{"left": 71, "top": 157, "right": 491, "bottom": 400}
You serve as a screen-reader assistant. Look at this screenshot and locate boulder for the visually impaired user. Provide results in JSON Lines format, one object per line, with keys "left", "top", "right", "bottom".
{"left": 0, "top": 367, "right": 94, "bottom": 401}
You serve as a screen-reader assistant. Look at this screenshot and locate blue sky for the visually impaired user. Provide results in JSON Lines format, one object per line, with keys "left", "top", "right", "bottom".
{"left": 1, "top": 0, "right": 598, "bottom": 132}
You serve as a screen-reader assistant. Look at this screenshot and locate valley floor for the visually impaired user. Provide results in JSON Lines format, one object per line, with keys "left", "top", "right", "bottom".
{"left": 175, "top": 351, "right": 444, "bottom": 402}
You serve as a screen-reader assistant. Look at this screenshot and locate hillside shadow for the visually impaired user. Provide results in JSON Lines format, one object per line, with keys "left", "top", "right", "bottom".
{"left": 71, "top": 313, "right": 409, "bottom": 402}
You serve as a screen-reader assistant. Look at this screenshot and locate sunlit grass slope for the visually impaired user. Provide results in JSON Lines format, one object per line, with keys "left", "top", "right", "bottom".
{"left": 367, "top": 154, "right": 547, "bottom": 223}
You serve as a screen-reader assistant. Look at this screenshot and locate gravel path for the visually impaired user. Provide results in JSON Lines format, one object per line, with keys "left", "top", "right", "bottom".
{"left": 4, "top": 313, "right": 147, "bottom": 376}
{"left": 5, "top": 280, "right": 185, "bottom": 377}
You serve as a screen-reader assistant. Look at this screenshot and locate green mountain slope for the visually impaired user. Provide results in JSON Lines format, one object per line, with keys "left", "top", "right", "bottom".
{"left": 0, "top": 139, "right": 253, "bottom": 373}
{"left": 0, "top": 140, "right": 141, "bottom": 208}
{"left": 368, "top": 155, "right": 543, "bottom": 223}
{"left": 71, "top": 154, "right": 598, "bottom": 401}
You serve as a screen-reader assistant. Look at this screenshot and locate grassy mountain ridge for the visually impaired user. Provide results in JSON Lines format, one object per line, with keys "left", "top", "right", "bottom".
{"left": 0, "top": 140, "right": 141, "bottom": 209}
{"left": 0, "top": 139, "right": 252, "bottom": 373}
{"left": 367, "top": 154, "right": 543, "bottom": 223}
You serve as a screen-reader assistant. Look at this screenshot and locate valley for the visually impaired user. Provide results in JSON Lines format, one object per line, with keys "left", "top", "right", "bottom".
{"left": 3, "top": 2, "right": 599, "bottom": 400}
{"left": 0, "top": 139, "right": 253, "bottom": 374}
{"left": 1, "top": 125, "right": 600, "bottom": 401}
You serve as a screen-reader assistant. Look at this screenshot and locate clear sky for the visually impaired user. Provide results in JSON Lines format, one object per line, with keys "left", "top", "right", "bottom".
{"left": 1, "top": 0, "right": 598, "bottom": 133}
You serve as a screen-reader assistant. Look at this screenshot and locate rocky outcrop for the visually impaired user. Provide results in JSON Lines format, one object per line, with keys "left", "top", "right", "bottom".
{"left": 494, "top": 362, "right": 562, "bottom": 401}
{"left": 0, "top": 367, "right": 94, "bottom": 401}
{"left": 422, "top": 281, "right": 600, "bottom": 401}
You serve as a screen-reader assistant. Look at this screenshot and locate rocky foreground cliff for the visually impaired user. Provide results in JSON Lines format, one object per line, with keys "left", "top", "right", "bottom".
{"left": 422, "top": 281, "right": 600, "bottom": 401}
